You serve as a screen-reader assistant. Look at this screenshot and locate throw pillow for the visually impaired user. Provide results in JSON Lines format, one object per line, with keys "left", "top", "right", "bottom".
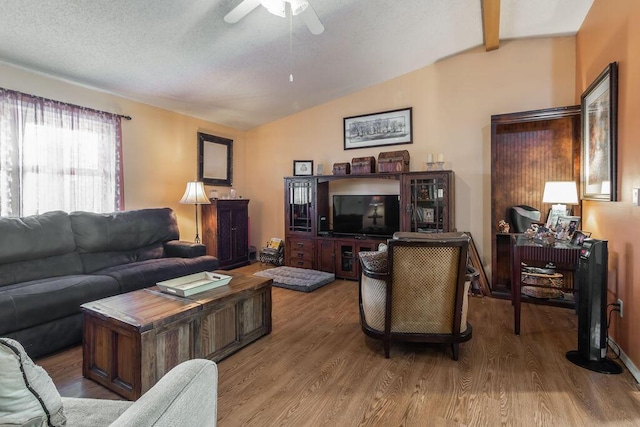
{"left": 359, "top": 250, "right": 388, "bottom": 273}
{"left": 0, "top": 338, "right": 66, "bottom": 427}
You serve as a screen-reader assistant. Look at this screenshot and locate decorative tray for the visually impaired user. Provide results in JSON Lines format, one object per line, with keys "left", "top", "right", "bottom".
{"left": 157, "top": 272, "right": 232, "bottom": 297}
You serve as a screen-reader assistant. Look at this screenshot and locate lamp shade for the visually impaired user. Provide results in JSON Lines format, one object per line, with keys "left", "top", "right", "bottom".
{"left": 542, "top": 181, "right": 579, "bottom": 204}
{"left": 179, "top": 181, "right": 211, "bottom": 205}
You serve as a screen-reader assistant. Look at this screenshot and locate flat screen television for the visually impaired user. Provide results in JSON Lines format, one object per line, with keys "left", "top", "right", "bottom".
{"left": 332, "top": 194, "right": 400, "bottom": 237}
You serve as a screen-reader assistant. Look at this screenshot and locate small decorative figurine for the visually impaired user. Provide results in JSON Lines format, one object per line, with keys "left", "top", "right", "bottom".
{"left": 498, "top": 220, "right": 510, "bottom": 233}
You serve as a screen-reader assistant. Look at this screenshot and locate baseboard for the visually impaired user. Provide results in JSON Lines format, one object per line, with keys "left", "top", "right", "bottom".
{"left": 608, "top": 338, "right": 640, "bottom": 384}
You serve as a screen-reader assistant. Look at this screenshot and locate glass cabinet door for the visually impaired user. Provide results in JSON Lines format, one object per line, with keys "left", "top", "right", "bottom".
{"left": 409, "top": 177, "right": 444, "bottom": 232}
{"left": 286, "top": 179, "right": 314, "bottom": 234}
{"left": 401, "top": 172, "right": 453, "bottom": 233}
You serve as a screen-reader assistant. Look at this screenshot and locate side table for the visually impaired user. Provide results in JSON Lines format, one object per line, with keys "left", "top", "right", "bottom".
{"left": 510, "top": 235, "right": 582, "bottom": 335}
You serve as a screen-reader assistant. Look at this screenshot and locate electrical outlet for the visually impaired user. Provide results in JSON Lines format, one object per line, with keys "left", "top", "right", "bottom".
{"left": 633, "top": 188, "right": 640, "bottom": 206}
{"left": 617, "top": 298, "right": 624, "bottom": 318}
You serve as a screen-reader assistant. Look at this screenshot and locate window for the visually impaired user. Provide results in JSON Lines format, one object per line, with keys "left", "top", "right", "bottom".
{"left": 0, "top": 88, "right": 124, "bottom": 216}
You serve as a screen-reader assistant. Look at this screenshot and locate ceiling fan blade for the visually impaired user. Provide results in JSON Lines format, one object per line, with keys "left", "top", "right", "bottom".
{"left": 299, "top": 4, "right": 324, "bottom": 35}
{"left": 224, "top": 0, "right": 262, "bottom": 24}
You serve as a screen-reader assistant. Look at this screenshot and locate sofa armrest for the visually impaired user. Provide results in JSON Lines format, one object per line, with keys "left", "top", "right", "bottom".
{"left": 110, "top": 359, "right": 218, "bottom": 427}
{"left": 164, "top": 240, "right": 207, "bottom": 258}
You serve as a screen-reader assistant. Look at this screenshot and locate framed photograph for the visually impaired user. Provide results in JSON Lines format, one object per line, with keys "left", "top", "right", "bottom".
{"left": 555, "top": 216, "right": 581, "bottom": 241}
{"left": 545, "top": 207, "right": 568, "bottom": 230}
{"left": 570, "top": 230, "right": 592, "bottom": 246}
{"left": 343, "top": 107, "right": 412, "bottom": 150}
{"left": 293, "top": 160, "right": 314, "bottom": 176}
{"left": 581, "top": 62, "right": 618, "bottom": 201}
{"left": 422, "top": 208, "right": 435, "bottom": 223}
{"left": 198, "top": 132, "right": 233, "bottom": 186}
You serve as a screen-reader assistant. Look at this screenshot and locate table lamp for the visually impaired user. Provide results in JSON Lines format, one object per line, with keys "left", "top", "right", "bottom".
{"left": 179, "top": 181, "right": 211, "bottom": 243}
{"left": 542, "top": 181, "right": 578, "bottom": 228}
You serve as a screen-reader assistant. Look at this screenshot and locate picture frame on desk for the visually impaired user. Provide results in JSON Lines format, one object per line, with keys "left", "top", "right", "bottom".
{"left": 293, "top": 160, "right": 314, "bottom": 176}
{"left": 570, "top": 230, "right": 591, "bottom": 246}
{"left": 555, "top": 216, "right": 581, "bottom": 241}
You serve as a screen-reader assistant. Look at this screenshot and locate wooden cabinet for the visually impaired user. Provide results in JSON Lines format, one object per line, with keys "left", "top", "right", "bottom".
{"left": 401, "top": 171, "right": 454, "bottom": 233}
{"left": 201, "top": 199, "right": 249, "bottom": 270}
{"left": 284, "top": 171, "right": 455, "bottom": 279}
{"left": 316, "top": 237, "right": 385, "bottom": 280}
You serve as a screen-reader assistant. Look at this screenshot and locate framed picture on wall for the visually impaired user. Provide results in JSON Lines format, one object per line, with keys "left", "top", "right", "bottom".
{"left": 198, "top": 132, "right": 233, "bottom": 186}
{"left": 581, "top": 62, "right": 618, "bottom": 201}
{"left": 343, "top": 107, "right": 412, "bottom": 150}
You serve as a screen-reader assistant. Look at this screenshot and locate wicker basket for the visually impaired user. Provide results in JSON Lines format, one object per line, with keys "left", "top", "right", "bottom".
{"left": 521, "top": 270, "right": 564, "bottom": 299}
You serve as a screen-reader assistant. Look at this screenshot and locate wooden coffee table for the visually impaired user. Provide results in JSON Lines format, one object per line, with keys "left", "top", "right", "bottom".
{"left": 81, "top": 270, "right": 272, "bottom": 400}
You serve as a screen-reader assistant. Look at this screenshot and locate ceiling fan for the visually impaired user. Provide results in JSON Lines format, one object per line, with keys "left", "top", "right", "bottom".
{"left": 224, "top": 0, "right": 325, "bottom": 35}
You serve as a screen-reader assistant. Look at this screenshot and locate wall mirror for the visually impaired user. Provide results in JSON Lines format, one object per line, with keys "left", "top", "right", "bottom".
{"left": 198, "top": 132, "right": 233, "bottom": 186}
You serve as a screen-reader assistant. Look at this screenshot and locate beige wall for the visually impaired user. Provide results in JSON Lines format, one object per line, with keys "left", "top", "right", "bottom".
{"left": 244, "top": 37, "right": 577, "bottom": 273}
{"left": 576, "top": 0, "right": 640, "bottom": 367}
{"left": 0, "top": 62, "right": 246, "bottom": 241}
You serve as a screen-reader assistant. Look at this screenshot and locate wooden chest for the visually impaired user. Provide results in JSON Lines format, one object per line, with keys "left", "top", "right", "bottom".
{"left": 351, "top": 156, "right": 376, "bottom": 174}
{"left": 333, "top": 162, "right": 351, "bottom": 175}
{"left": 378, "top": 150, "right": 410, "bottom": 173}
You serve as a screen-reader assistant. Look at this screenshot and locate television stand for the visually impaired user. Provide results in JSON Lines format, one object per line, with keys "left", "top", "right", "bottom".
{"left": 316, "top": 234, "right": 388, "bottom": 280}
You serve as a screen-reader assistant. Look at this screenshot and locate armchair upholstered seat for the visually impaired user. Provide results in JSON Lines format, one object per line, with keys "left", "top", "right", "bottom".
{"left": 358, "top": 232, "right": 473, "bottom": 359}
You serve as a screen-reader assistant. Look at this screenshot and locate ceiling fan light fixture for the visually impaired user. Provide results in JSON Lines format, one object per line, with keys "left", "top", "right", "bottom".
{"left": 260, "top": 0, "right": 286, "bottom": 17}
{"left": 289, "top": 0, "right": 309, "bottom": 16}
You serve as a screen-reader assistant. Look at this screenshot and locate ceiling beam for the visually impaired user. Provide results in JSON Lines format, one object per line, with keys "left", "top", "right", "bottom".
{"left": 482, "top": 0, "right": 500, "bottom": 51}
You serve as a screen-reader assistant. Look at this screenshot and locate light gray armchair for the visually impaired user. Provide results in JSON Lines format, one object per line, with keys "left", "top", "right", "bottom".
{"left": 62, "top": 359, "right": 218, "bottom": 426}
{"left": 358, "top": 232, "right": 473, "bottom": 360}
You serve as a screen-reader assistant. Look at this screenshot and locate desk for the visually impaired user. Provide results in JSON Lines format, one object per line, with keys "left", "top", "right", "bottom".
{"left": 510, "top": 235, "right": 582, "bottom": 335}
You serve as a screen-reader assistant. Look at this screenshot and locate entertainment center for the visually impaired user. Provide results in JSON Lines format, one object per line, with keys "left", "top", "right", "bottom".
{"left": 284, "top": 170, "right": 454, "bottom": 279}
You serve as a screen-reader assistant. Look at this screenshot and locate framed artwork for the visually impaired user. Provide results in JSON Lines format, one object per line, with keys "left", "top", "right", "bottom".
{"left": 293, "top": 160, "right": 314, "bottom": 176}
{"left": 198, "top": 132, "right": 233, "bottom": 186}
{"left": 581, "top": 62, "right": 618, "bottom": 201}
{"left": 422, "top": 208, "right": 435, "bottom": 223}
{"left": 343, "top": 107, "right": 412, "bottom": 150}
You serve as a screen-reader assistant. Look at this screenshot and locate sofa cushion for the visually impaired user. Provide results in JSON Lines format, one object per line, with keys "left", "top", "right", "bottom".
{"left": 0, "top": 211, "right": 75, "bottom": 264}
{"left": 0, "top": 338, "right": 66, "bottom": 427}
{"left": 70, "top": 208, "right": 180, "bottom": 254}
{"left": 95, "top": 256, "right": 220, "bottom": 293}
{"left": 0, "top": 252, "right": 84, "bottom": 288}
{"left": 79, "top": 242, "right": 166, "bottom": 274}
{"left": 0, "top": 275, "right": 121, "bottom": 335}
{"left": 0, "top": 211, "right": 83, "bottom": 286}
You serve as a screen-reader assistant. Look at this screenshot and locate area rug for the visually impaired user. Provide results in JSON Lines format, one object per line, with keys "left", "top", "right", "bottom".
{"left": 254, "top": 266, "right": 335, "bottom": 292}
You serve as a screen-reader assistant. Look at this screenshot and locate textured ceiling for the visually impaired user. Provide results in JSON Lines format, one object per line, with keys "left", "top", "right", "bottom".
{"left": 0, "top": 0, "right": 594, "bottom": 130}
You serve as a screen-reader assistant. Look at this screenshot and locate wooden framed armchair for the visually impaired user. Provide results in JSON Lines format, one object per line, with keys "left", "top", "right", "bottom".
{"left": 358, "top": 232, "right": 473, "bottom": 359}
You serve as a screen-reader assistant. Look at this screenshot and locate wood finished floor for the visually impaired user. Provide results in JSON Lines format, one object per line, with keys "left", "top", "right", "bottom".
{"left": 38, "top": 263, "right": 640, "bottom": 426}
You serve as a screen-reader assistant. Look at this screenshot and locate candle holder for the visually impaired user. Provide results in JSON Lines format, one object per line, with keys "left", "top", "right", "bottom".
{"left": 426, "top": 161, "right": 445, "bottom": 171}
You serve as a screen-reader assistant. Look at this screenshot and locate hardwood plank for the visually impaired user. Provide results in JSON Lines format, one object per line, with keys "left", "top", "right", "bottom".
{"left": 37, "top": 263, "right": 640, "bottom": 425}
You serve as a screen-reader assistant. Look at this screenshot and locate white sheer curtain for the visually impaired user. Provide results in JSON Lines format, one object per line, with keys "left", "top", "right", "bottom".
{"left": 0, "top": 88, "right": 123, "bottom": 217}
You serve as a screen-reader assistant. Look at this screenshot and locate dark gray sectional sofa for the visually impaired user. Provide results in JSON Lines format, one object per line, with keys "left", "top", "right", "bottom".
{"left": 0, "top": 208, "right": 219, "bottom": 358}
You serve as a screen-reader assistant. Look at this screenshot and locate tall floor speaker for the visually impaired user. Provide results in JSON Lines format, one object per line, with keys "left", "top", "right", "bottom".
{"left": 566, "top": 239, "right": 622, "bottom": 374}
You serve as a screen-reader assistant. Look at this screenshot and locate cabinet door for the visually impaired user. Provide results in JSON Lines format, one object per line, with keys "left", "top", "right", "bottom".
{"left": 231, "top": 205, "right": 248, "bottom": 262}
{"left": 285, "top": 178, "right": 315, "bottom": 235}
{"left": 216, "top": 206, "right": 234, "bottom": 266}
{"left": 335, "top": 240, "right": 357, "bottom": 279}
{"left": 401, "top": 172, "right": 454, "bottom": 232}
{"left": 316, "top": 239, "right": 335, "bottom": 274}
